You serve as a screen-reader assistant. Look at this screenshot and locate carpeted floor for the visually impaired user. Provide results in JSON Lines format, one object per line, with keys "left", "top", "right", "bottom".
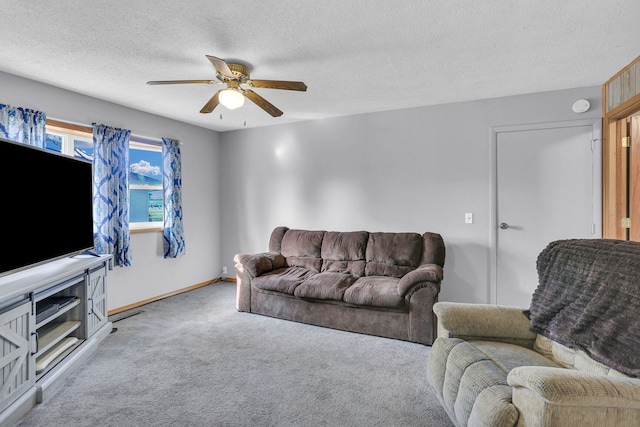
{"left": 16, "top": 282, "right": 453, "bottom": 427}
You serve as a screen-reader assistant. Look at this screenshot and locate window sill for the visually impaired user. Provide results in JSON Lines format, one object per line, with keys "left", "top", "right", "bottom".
{"left": 131, "top": 224, "right": 163, "bottom": 234}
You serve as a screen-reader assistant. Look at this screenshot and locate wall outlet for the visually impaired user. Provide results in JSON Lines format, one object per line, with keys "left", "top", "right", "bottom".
{"left": 222, "top": 266, "right": 228, "bottom": 275}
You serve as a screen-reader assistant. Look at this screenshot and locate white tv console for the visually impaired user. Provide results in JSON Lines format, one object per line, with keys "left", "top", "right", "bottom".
{"left": 0, "top": 254, "right": 112, "bottom": 426}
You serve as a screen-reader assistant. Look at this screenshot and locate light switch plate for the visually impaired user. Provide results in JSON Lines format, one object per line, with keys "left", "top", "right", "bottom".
{"left": 465, "top": 213, "right": 473, "bottom": 224}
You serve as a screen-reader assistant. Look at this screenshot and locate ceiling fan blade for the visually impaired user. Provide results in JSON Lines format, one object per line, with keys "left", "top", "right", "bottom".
{"left": 248, "top": 80, "right": 307, "bottom": 91}
{"left": 244, "top": 90, "right": 283, "bottom": 117}
{"left": 206, "top": 55, "right": 235, "bottom": 79}
{"left": 200, "top": 90, "right": 221, "bottom": 114}
{"left": 147, "top": 80, "right": 220, "bottom": 85}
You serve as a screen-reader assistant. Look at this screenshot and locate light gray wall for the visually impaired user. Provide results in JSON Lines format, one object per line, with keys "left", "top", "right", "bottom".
{"left": 0, "top": 71, "right": 221, "bottom": 310}
{"left": 1, "top": 69, "right": 604, "bottom": 307}
{"left": 220, "top": 86, "right": 602, "bottom": 304}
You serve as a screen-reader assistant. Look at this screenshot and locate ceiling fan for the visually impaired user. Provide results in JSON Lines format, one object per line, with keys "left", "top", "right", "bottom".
{"left": 147, "top": 55, "right": 307, "bottom": 117}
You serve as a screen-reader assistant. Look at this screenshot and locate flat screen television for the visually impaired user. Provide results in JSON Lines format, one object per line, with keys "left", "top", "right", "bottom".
{"left": 0, "top": 137, "right": 95, "bottom": 277}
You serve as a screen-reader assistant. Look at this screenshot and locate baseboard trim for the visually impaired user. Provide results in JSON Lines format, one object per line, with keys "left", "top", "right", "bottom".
{"left": 108, "top": 278, "right": 225, "bottom": 315}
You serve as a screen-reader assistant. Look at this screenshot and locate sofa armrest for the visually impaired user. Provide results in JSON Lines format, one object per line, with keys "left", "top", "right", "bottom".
{"left": 433, "top": 302, "right": 536, "bottom": 347}
{"left": 233, "top": 252, "right": 286, "bottom": 279}
{"left": 508, "top": 366, "right": 640, "bottom": 405}
{"left": 509, "top": 366, "right": 640, "bottom": 425}
{"left": 234, "top": 252, "right": 286, "bottom": 312}
{"left": 397, "top": 264, "right": 443, "bottom": 296}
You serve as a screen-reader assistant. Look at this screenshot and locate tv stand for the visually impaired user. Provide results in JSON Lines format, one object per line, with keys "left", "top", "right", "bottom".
{"left": 0, "top": 254, "right": 112, "bottom": 425}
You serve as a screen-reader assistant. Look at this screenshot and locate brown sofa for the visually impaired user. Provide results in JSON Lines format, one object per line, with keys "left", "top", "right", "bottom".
{"left": 234, "top": 226, "right": 446, "bottom": 345}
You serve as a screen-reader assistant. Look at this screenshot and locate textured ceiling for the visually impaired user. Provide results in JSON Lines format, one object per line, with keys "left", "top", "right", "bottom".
{"left": 1, "top": 1, "right": 639, "bottom": 132}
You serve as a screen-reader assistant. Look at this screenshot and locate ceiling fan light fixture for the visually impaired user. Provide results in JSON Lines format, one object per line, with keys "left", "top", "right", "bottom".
{"left": 147, "top": 55, "right": 306, "bottom": 117}
{"left": 219, "top": 88, "right": 245, "bottom": 109}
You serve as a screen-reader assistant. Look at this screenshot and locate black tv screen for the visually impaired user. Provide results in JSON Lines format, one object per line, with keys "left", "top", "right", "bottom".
{"left": 0, "top": 137, "right": 95, "bottom": 277}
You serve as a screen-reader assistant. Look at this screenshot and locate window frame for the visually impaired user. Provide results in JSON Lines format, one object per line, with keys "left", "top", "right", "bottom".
{"left": 129, "top": 139, "right": 164, "bottom": 233}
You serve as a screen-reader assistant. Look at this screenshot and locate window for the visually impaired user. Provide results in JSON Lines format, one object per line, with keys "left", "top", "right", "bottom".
{"left": 129, "top": 141, "right": 163, "bottom": 230}
{"left": 45, "top": 120, "right": 163, "bottom": 233}
{"left": 45, "top": 128, "right": 93, "bottom": 159}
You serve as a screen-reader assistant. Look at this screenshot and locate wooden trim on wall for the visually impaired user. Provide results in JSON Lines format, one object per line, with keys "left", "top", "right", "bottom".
{"left": 603, "top": 54, "right": 640, "bottom": 84}
{"left": 130, "top": 227, "right": 163, "bottom": 234}
{"left": 603, "top": 54, "right": 640, "bottom": 116}
{"left": 46, "top": 119, "right": 92, "bottom": 135}
{"left": 602, "top": 118, "right": 616, "bottom": 238}
{"left": 616, "top": 119, "right": 629, "bottom": 240}
{"left": 108, "top": 277, "right": 230, "bottom": 315}
{"left": 45, "top": 118, "right": 162, "bottom": 145}
{"left": 602, "top": 118, "right": 629, "bottom": 239}
{"left": 602, "top": 54, "right": 640, "bottom": 240}
{"left": 631, "top": 116, "right": 640, "bottom": 241}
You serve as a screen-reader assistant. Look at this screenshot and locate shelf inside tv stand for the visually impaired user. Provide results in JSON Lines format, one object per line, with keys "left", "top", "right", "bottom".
{"left": 35, "top": 298, "right": 80, "bottom": 329}
{"left": 36, "top": 337, "right": 81, "bottom": 377}
{"left": 35, "top": 320, "right": 81, "bottom": 359}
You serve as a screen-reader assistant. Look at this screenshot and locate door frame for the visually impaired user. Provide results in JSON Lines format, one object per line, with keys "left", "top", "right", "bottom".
{"left": 488, "top": 119, "right": 602, "bottom": 304}
{"left": 602, "top": 54, "right": 640, "bottom": 239}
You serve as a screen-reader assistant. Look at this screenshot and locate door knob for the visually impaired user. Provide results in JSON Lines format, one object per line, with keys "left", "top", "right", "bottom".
{"left": 499, "top": 223, "right": 509, "bottom": 229}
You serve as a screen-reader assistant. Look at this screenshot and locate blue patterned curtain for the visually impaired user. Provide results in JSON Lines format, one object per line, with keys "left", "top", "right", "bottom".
{"left": 0, "top": 104, "right": 46, "bottom": 147}
{"left": 162, "top": 137, "right": 186, "bottom": 258}
{"left": 93, "top": 124, "right": 132, "bottom": 267}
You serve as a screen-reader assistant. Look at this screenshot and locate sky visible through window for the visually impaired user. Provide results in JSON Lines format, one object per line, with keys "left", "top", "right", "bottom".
{"left": 130, "top": 149, "right": 162, "bottom": 181}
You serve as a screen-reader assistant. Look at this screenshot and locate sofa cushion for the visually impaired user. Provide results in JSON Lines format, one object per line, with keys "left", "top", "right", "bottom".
{"left": 343, "top": 276, "right": 404, "bottom": 308}
{"left": 435, "top": 338, "right": 560, "bottom": 427}
{"left": 364, "top": 232, "right": 423, "bottom": 278}
{"left": 294, "top": 272, "right": 358, "bottom": 301}
{"left": 268, "top": 226, "right": 289, "bottom": 252}
{"left": 281, "top": 229, "right": 325, "bottom": 272}
{"left": 320, "top": 231, "right": 368, "bottom": 277}
{"left": 533, "top": 335, "right": 627, "bottom": 377}
{"left": 421, "top": 232, "right": 446, "bottom": 267}
{"left": 252, "top": 267, "right": 316, "bottom": 295}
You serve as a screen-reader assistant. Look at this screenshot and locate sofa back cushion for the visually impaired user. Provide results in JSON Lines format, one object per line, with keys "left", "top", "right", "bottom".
{"left": 421, "top": 232, "right": 446, "bottom": 267}
{"left": 365, "top": 232, "right": 423, "bottom": 278}
{"left": 321, "top": 231, "right": 369, "bottom": 277}
{"left": 280, "top": 229, "right": 325, "bottom": 272}
{"left": 269, "top": 226, "right": 289, "bottom": 252}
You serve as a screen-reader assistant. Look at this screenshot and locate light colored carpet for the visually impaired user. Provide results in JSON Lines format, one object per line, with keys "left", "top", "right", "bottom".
{"left": 16, "top": 282, "right": 453, "bottom": 427}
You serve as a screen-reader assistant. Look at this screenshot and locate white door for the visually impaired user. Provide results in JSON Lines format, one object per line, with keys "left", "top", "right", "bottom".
{"left": 496, "top": 124, "right": 597, "bottom": 308}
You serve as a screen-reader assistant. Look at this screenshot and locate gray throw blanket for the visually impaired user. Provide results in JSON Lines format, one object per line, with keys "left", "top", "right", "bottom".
{"left": 525, "top": 239, "right": 640, "bottom": 378}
